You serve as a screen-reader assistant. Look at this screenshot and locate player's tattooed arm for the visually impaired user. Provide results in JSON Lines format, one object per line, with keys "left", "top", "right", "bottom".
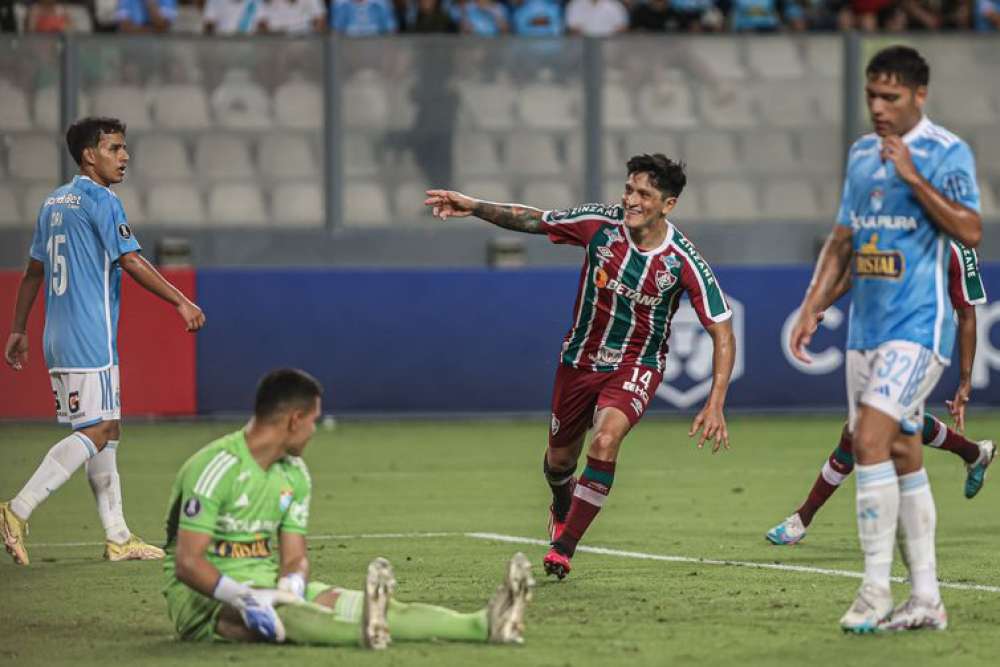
{"left": 471, "top": 201, "right": 546, "bottom": 235}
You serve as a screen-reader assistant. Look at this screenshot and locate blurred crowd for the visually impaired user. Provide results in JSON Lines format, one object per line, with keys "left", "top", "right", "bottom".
{"left": 0, "top": 0, "right": 998, "bottom": 36}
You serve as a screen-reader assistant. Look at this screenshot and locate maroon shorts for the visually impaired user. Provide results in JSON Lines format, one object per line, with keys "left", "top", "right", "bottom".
{"left": 548, "top": 364, "right": 663, "bottom": 449}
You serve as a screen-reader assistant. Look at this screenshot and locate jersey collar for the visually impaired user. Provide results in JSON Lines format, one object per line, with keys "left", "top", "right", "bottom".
{"left": 876, "top": 115, "right": 930, "bottom": 149}
{"left": 625, "top": 220, "right": 673, "bottom": 256}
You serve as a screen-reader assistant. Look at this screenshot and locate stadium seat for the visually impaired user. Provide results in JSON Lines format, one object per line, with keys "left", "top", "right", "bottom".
{"left": 689, "top": 40, "right": 747, "bottom": 80}
{"left": 112, "top": 184, "right": 146, "bottom": 224}
{"left": 762, "top": 180, "right": 820, "bottom": 220}
{"left": 195, "top": 135, "right": 255, "bottom": 180}
{"left": 343, "top": 134, "right": 379, "bottom": 177}
{"left": 976, "top": 131, "right": 1000, "bottom": 176}
{"left": 698, "top": 85, "right": 758, "bottom": 129}
{"left": 817, "top": 182, "right": 842, "bottom": 218}
{"left": 603, "top": 79, "right": 637, "bottom": 130}
{"left": 813, "top": 85, "right": 841, "bottom": 125}
{"left": 672, "top": 184, "right": 702, "bottom": 220}
{"left": 518, "top": 77, "right": 580, "bottom": 130}
{"left": 133, "top": 134, "right": 191, "bottom": 182}
{"left": 623, "top": 132, "right": 680, "bottom": 165}
{"left": 803, "top": 37, "right": 842, "bottom": 79}
{"left": 980, "top": 179, "right": 998, "bottom": 220}
{"left": 458, "top": 180, "right": 513, "bottom": 205}
{"left": 683, "top": 132, "right": 739, "bottom": 176}
{"left": 91, "top": 84, "right": 151, "bottom": 130}
{"left": 453, "top": 133, "right": 502, "bottom": 177}
{"left": 257, "top": 132, "right": 316, "bottom": 180}
{"left": 747, "top": 38, "right": 805, "bottom": 79}
{"left": 703, "top": 180, "right": 759, "bottom": 221}
{"left": 602, "top": 179, "right": 623, "bottom": 204}
{"left": 272, "top": 182, "right": 324, "bottom": 227}
{"left": 0, "top": 185, "right": 22, "bottom": 227}
{"left": 757, "top": 83, "right": 819, "bottom": 128}
{"left": 147, "top": 183, "right": 206, "bottom": 226}
{"left": 934, "top": 84, "right": 996, "bottom": 127}
{"left": 799, "top": 129, "right": 842, "bottom": 176}
{"left": 458, "top": 78, "right": 517, "bottom": 130}
{"left": 343, "top": 69, "right": 390, "bottom": 129}
{"left": 393, "top": 181, "right": 432, "bottom": 222}
{"left": 208, "top": 183, "right": 268, "bottom": 226}
{"left": 274, "top": 77, "right": 322, "bottom": 129}
{"left": 212, "top": 68, "right": 272, "bottom": 130}
{"left": 505, "top": 133, "right": 562, "bottom": 176}
{"left": 343, "top": 181, "right": 391, "bottom": 226}
{"left": 33, "top": 86, "right": 89, "bottom": 131}
{"left": 151, "top": 84, "right": 212, "bottom": 129}
{"left": 9, "top": 135, "right": 59, "bottom": 181}
{"left": 0, "top": 80, "right": 33, "bottom": 130}
{"left": 742, "top": 130, "right": 799, "bottom": 174}
{"left": 22, "top": 185, "right": 56, "bottom": 221}
{"left": 522, "top": 181, "right": 576, "bottom": 210}
{"left": 566, "top": 134, "right": 623, "bottom": 177}
{"left": 635, "top": 75, "right": 697, "bottom": 129}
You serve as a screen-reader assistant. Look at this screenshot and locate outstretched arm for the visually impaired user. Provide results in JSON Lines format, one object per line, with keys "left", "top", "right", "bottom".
{"left": 688, "top": 319, "right": 735, "bottom": 453}
{"left": 118, "top": 252, "right": 205, "bottom": 332}
{"left": 788, "top": 225, "right": 853, "bottom": 363}
{"left": 424, "top": 189, "right": 546, "bottom": 234}
{"left": 4, "top": 259, "right": 44, "bottom": 370}
{"left": 947, "top": 306, "right": 977, "bottom": 432}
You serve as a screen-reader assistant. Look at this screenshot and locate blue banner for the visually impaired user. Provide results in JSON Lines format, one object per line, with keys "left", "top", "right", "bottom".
{"left": 196, "top": 265, "right": 1000, "bottom": 415}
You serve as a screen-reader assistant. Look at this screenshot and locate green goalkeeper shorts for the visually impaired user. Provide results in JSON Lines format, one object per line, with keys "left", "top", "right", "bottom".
{"left": 164, "top": 577, "right": 334, "bottom": 642}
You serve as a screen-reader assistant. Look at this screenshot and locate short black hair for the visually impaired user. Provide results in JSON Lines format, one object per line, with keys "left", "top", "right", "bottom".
{"left": 866, "top": 46, "right": 930, "bottom": 89}
{"left": 65, "top": 116, "right": 127, "bottom": 166}
{"left": 254, "top": 368, "right": 323, "bottom": 420}
{"left": 626, "top": 154, "right": 686, "bottom": 199}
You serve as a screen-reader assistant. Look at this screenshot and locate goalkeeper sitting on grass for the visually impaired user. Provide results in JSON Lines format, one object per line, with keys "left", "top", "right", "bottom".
{"left": 163, "top": 368, "right": 533, "bottom": 648}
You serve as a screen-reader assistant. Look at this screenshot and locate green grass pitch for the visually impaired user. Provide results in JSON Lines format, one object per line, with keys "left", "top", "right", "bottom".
{"left": 2, "top": 415, "right": 1000, "bottom": 666}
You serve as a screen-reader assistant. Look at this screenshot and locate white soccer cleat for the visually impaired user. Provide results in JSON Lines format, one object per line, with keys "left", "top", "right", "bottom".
{"left": 840, "top": 583, "right": 893, "bottom": 634}
{"left": 362, "top": 557, "right": 396, "bottom": 650}
{"left": 487, "top": 552, "right": 535, "bottom": 644}
{"left": 765, "top": 513, "right": 806, "bottom": 545}
{"left": 879, "top": 595, "right": 948, "bottom": 632}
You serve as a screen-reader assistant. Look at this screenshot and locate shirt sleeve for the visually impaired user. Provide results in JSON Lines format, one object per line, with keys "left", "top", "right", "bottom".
{"left": 930, "top": 141, "right": 980, "bottom": 213}
{"left": 29, "top": 208, "right": 46, "bottom": 263}
{"left": 281, "top": 458, "right": 312, "bottom": 535}
{"left": 948, "top": 242, "right": 987, "bottom": 308}
{"left": 90, "top": 192, "right": 142, "bottom": 261}
{"left": 677, "top": 246, "right": 732, "bottom": 328}
{"left": 539, "top": 204, "right": 621, "bottom": 247}
{"left": 177, "top": 452, "right": 240, "bottom": 535}
{"left": 835, "top": 172, "right": 852, "bottom": 228}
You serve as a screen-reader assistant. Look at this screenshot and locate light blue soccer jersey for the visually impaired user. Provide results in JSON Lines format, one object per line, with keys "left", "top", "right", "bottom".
{"left": 837, "top": 116, "right": 980, "bottom": 363}
{"left": 29, "top": 176, "right": 142, "bottom": 372}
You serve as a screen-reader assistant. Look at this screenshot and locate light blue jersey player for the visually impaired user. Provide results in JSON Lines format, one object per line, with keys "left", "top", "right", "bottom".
{"left": 2, "top": 117, "right": 206, "bottom": 567}
{"left": 789, "top": 47, "right": 983, "bottom": 634}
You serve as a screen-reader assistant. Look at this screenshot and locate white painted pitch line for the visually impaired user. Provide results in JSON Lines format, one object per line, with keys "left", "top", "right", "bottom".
{"left": 467, "top": 532, "right": 1000, "bottom": 595}
{"left": 26, "top": 530, "right": 1000, "bottom": 595}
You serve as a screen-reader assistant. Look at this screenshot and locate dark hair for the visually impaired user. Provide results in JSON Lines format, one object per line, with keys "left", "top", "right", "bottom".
{"left": 866, "top": 46, "right": 930, "bottom": 89}
{"left": 254, "top": 368, "right": 323, "bottom": 420}
{"left": 65, "top": 117, "right": 127, "bottom": 166}
{"left": 626, "top": 154, "right": 686, "bottom": 199}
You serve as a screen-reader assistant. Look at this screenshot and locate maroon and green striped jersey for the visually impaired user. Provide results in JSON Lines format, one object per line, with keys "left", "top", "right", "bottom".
{"left": 540, "top": 203, "right": 732, "bottom": 373}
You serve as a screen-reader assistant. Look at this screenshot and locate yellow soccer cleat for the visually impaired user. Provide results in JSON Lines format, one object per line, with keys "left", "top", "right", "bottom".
{"left": 0, "top": 502, "right": 30, "bottom": 565}
{"left": 104, "top": 534, "right": 165, "bottom": 562}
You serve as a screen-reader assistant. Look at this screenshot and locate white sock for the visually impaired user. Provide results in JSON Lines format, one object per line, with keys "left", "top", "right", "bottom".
{"left": 10, "top": 433, "right": 97, "bottom": 521}
{"left": 855, "top": 461, "right": 899, "bottom": 591}
{"left": 897, "top": 468, "right": 941, "bottom": 604}
{"left": 86, "top": 440, "right": 131, "bottom": 544}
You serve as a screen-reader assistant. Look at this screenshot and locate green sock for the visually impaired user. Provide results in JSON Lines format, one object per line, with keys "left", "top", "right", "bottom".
{"left": 277, "top": 599, "right": 362, "bottom": 646}
{"left": 387, "top": 599, "right": 489, "bottom": 643}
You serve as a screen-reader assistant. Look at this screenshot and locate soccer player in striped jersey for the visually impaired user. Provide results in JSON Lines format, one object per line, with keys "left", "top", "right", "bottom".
{"left": 1, "top": 117, "right": 205, "bottom": 565}
{"left": 788, "top": 46, "right": 984, "bottom": 632}
{"left": 165, "top": 368, "right": 534, "bottom": 647}
{"left": 768, "top": 240, "right": 993, "bottom": 546}
{"left": 425, "top": 154, "right": 736, "bottom": 579}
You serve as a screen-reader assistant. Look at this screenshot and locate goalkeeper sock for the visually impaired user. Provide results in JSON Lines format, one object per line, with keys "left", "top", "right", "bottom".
{"left": 897, "top": 468, "right": 941, "bottom": 604}
{"left": 86, "top": 441, "right": 131, "bottom": 543}
{"left": 10, "top": 432, "right": 97, "bottom": 521}
{"left": 280, "top": 590, "right": 488, "bottom": 644}
{"left": 543, "top": 454, "right": 576, "bottom": 522}
{"left": 855, "top": 461, "right": 899, "bottom": 591}
{"left": 553, "top": 456, "right": 615, "bottom": 557}
{"left": 796, "top": 430, "right": 854, "bottom": 527}
{"left": 922, "top": 414, "right": 980, "bottom": 464}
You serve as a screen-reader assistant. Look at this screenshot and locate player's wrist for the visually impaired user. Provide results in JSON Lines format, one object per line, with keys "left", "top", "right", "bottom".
{"left": 212, "top": 575, "right": 254, "bottom": 607}
{"left": 277, "top": 573, "right": 306, "bottom": 599}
